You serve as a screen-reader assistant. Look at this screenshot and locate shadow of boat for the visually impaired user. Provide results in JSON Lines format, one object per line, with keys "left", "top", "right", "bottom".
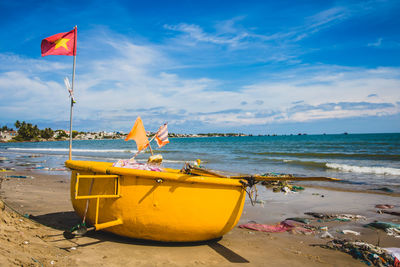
{"left": 31, "top": 211, "right": 249, "bottom": 263}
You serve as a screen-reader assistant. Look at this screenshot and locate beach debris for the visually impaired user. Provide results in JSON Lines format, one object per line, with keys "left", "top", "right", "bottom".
{"left": 31, "top": 257, "right": 43, "bottom": 267}
{"left": 337, "top": 214, "right": 367, "bottom": 220}
{"left": 341, "top": 230, "right": 361, "bottom": 236}
{"left": 311, "top": 193, "right": 325, "bottom": 197}
{"left": 239, "top": 220, "right": 315, "bottom": 234}
{"left": 305, "top": 212, "right": 366, "bottom": 222}
{"left": 283, "top": 220, "right": 315, "bottom": 235}
{"left": 316, "top": 239, "right": 396, "bottom": 266}
{"left": 262, "top": 180, "right": 304, "bottom": 194}
{"left": 364, "top": 221, "right": 400, "bottom": 238}
{"left": 291, "top": 185, "right": 305, "bottom": 191}
{"left": 285, "top": 217, "right": 310, "bottom": 224}
{"left": 384, "top": 248, "right": 400, "bottom": 267}
{"left": 376, "top": 204, "right": 395, "bottom": 209}
{"left": 320, "top": 227, "right": 334, "bottom": 239}
{"left": 239, "top": 222, "right": 292, "bottom": 233}
{"left": 0, "top": 167, "right": 14, "bottom": 172}
{"left": 70, "top": 247, "right": 77, "bottom": 250}
{"left": 254, "top": 199, "right": 265, "bottom": 207}
{"left": 304, "top": 212, "right": 325, "bottom": 218}
{"left": 50, "top": 168, "right": 67, "bottom": 171}
{"left": 372, "top": 187, "right": 394, "bottom": 193}
{"left": 378, "top": 210, "right": 400, "bottom": 217}
{"left": 5, "top": 175, "right": 32, "bottom": 179}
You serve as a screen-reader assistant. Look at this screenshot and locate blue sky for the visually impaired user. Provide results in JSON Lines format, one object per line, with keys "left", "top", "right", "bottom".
{"left": 1, "top": 0, "right": 400, "bottom": 134}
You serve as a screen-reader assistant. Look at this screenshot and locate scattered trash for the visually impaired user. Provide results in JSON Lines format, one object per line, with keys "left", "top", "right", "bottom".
{"left": 23, "top": 240, "right": 29, "bottom": 245}
{"left": 377, "top": 205, "right": 394, "bottom": 210}
{"left": 386, "top": 228, "right": 400, "bottom": 238}
{"left": 239, "top": 220, "right": 315, "bottom": 234}
{"left": 283, "top": 220, "right": 315, "bottom": 235}
{"left": 239, "top": 222, "right": 292, "bottom": 233}
{"left": 341, "top": 230, "right": 361, "bottom": 236}
{"left": 364, "top": 221, "right": 400, "bottom": 238}
{"left": 70, "top": 247, "right": 77, "bottom": 250}
{"left": 0, "top": 167, "right": 14, "bottom": 172}
{"left": 305, "top": 212, "right": 366, "bottom": 222}
{"left": 304, "top": 212, "right": 325, "bottom": 218}
{"left": 285, "top": 217, "right": 310, "bottom": 224}
{"left": 365, "top": 221, "right": 400, "bottom": 230}
{"left": 50, "top": 260, "right": 55, "bottom": 265}
{"left": 384, "top": 248, "right": 400, "bottom": 266}
{"left": 372, "top": 187, "right": 394, "bottom": 193}
{"left": 262, "top": 180, "right": 304, "bottom": 194}
{"left": 336, "top": 214, "right": 367, "bottom": 221}
{"left": 254, "top": 200, "right": 265, "bottom": 205}
{"left": 5, "top": 175, "right": 33, "bottom": 179}
{"left": 378, "top": 210, "right": 400, "bottom": 217}
{"left": 31, "top": 257, "right": 43, "bottom": 267}
{"left": 320, "top": 227, "right": 334, "bottom": 239}
{"left": 291, "top": 185, "right": 305, "bottom": 191}
{"left": 315, "top": 239, "right": 396, "bottom": 266}
{"left": 50, "top": 168, "right": 67, "bottom": 171}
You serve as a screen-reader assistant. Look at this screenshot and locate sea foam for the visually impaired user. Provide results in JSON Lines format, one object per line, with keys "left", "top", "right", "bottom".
{"left": 326, "top": 163, "right": 400, "bottom": 175}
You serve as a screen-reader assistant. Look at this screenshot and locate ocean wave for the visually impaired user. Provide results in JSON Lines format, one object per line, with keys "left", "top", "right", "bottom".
{"left": 255, "top": 151, "right": 400, "bottom": 160}
{"left": 326, "top": 163, "right": 400, "bottom": 175}
{"left": 7, "top": 148, "right": 136, "bottom": 153}
{"left": 282, "top": 159, "right": 327, "bottom": 169}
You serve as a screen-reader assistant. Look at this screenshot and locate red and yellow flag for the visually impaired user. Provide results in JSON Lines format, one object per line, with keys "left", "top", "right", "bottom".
{"left": 41, "top": 28, "right": 77, "bottom": 57}
{"left": 125, "top": 117, "right": 149, "bottom": 152}
{"left": 155, "top": 123, "right": 169, "bottom": 148}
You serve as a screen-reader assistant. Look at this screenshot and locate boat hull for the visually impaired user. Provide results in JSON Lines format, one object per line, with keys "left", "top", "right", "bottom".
{"left": 66, "top": 160, "right": 246, "bottom": 242}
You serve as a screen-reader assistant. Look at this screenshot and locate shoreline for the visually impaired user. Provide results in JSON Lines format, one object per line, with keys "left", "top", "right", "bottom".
{"left": 0, "top": 151, "right": 400, "bottom": 197}
{"left": 1, "top": 168, "right": 400, "bottom": 266}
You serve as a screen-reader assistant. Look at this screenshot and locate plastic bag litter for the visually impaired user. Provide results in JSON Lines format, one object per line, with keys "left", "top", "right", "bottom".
{"left": 341, "top": 230, "right": 361, "bottom": 236}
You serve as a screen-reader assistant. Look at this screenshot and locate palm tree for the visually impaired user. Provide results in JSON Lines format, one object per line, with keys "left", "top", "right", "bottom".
{"left": 14, "top": 120, "right": 21, "bottom": 129}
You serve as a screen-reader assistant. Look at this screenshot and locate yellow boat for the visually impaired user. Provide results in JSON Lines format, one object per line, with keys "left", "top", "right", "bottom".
{"left": 65, "top": 160, "right": 339, "bottom": 242}
{"left": 65, "top": 160, "right": 246, "bottom": 242}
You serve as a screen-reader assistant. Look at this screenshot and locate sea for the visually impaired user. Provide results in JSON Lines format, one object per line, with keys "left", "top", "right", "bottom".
{"left": 0, "top": 133, "right": 399, "bottom": 192}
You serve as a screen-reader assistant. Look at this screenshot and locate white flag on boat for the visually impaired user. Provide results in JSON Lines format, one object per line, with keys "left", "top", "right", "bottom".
{"left": 155, "top": 123, "right": 169, "bottom": 148}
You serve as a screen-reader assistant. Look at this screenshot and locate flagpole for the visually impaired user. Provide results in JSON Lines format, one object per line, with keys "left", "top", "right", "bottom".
{"left": 69, "top": 25, "right": 77, "bottom": 160}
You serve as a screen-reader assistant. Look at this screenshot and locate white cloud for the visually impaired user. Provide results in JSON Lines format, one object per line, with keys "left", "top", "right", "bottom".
{"left": 1, "top": 31, "right": 400, "bottom": 131}
{"left": 368, "top": 38, "right": 383, "bottom": 47}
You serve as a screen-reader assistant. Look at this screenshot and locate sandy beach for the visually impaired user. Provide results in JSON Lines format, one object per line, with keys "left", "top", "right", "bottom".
{"left": 1, "top": 169, "right": 399, "bottom": 267}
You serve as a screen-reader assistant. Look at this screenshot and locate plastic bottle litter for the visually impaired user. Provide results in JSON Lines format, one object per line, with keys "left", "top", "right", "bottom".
{"left": 341, "top": 230, "right": 361, "bottom": 236}
{"left": 320, "top": 227, "right": 333, "bottom": 239}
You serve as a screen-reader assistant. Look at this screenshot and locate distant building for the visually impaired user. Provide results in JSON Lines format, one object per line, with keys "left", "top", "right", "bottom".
{"left": 0, "top": 131, "right": 17, "bottom": 141}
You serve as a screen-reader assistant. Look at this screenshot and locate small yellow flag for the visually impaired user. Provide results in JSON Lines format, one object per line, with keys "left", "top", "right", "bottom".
{"left": 125, "top": 116, "right": 149, "bottom": 152}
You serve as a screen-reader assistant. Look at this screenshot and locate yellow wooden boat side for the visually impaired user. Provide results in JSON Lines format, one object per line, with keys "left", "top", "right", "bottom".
{"left": 65, "top": 160, "right": 246, "bottom": 242}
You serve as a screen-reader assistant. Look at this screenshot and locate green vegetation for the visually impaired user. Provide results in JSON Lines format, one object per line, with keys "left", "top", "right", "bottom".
{"left": 0, "top": 125, "right": 13, "bottom": 131}
{"left": 13, "top": 121, "right": 40, "bottom": 141}
{"left": 55, "top": 129, "right": 68, "bottom": 140}
{"left": 11, "top": 120, "right": 64, "bottom": 141}
{"left": 40, "top": 128, "right": 54, "bottom": 140}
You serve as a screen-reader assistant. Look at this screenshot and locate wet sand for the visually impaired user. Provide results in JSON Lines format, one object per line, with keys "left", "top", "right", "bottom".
{"left": 1, "top": 170, "right": 399, "bottom": 266}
